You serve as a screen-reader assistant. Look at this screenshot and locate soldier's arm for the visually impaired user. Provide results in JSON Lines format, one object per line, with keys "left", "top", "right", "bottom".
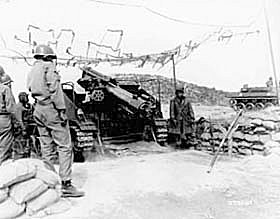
{"left": 45, "top": 64, "right": 60, "bottom": 94}
{"left": 188, "top": 102, "right": 195, "bottom": 120}
{"left": 5, "top": 87, "right": 16, "bottom": 114}
{"left": 5, "top": 88, "right": 25, "bottom": 132}
{"left": 170, "top": 99, "right": 175, "bottom": 120}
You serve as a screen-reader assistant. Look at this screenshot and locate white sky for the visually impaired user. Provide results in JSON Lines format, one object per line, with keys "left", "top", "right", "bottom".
{"left": 0, "top": 0, "right": 280, "bottom": 96}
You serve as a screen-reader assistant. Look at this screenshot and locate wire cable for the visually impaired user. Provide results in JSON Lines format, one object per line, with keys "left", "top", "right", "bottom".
{"left": 89, "top": 0, "right": 262, "bottom": 28}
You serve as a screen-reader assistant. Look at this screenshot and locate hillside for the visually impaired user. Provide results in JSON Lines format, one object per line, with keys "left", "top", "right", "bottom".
{"left": 114, "top": 74, "right": 231, "bottom": 106}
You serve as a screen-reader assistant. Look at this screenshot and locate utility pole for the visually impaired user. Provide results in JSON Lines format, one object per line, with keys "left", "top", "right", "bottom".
{"left": 171, "top": 54, "right": 177, "bottom": 92}
{"left": 264, "top": 0, "right": 280, "bottom": 104}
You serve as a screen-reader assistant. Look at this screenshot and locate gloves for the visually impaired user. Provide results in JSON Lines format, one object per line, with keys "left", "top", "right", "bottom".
{"left": 58, "top": 109, "right": 68, "bottom": 127}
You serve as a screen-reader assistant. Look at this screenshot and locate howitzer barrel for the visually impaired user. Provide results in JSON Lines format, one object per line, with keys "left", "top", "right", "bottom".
{"left": 106, "top": 86, "right": 146, "bottom": 110}
{"left": 79, "top": 66, "right": 152, "bottom": 112}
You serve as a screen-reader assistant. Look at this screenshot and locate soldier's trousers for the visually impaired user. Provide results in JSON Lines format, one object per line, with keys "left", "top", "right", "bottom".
{"left": 13, "top": 134, "right": 31, "bottom": 159}
{"left": 33, "top": 104, "right": 72, "bottom": 181}
{"left": 0, "top": 115, "right": 13, "bottom": 164}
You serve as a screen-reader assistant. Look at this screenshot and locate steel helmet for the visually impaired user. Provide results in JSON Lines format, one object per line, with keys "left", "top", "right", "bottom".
{"left": 18, "top": 91, "right": 28, "bottom": 97}
{"left": 175, "top": 85, "right": 185, "bottom": 93}
{"left": 0, "top": 65, "right": 5, "bottom": 76}
{"left": 0, "top": 74, "right": 13, "bottom": 85}
{"left": 33, "top": 44, "right": 57, "bottom": 59}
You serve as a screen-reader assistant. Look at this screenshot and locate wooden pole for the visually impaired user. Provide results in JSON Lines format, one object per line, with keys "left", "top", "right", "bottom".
{"left": 157, "top": 76, "right": 161, "bottom": 110}
{"left": 264, "top": 1, "right": 280, "bottom": 104}
{"left": 207, "top": 110, "right": 243, "bottom": 173}
{"left": 171, "top": 54, "right": 177, "bottom": 92}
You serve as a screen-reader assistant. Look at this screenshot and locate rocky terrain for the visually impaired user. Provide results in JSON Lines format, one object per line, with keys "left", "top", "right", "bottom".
{"left": 114, "top": 74, "right": 232, "bottom": 106}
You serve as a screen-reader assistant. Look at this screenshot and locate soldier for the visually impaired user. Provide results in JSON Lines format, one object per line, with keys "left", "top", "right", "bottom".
{"left": 27, "top": 45, "right": 84, "bottom": 197}
{"left": 14, "top": 92, "right": 35, "bottom": 158}
{"left": 169, "top": 85, "right": 195, "bottom": 148}
{"left": 266, "top": 77, "right": 273, "bottom": 88}
{"left": 0, "top": 70, "right": 16, "bottom": 164}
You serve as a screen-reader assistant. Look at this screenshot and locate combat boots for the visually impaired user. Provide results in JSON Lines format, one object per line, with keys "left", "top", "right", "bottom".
{"left": 61, "top": 180, "right": 85, "bottom": 198}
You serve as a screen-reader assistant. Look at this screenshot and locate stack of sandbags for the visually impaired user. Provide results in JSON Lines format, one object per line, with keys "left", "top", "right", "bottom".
{"left": 200, "top": 123, "right": 227, "bottom": 151}
{"left": 198, "top": 107, "right": 280, "bottom": 156}
{"left": 0, "top": 158, "right": 70, "bottom": 219}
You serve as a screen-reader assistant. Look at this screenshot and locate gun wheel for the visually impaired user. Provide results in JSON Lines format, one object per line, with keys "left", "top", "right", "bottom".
{"left": 91, "top": 90, "right": 105, "bottom": 102}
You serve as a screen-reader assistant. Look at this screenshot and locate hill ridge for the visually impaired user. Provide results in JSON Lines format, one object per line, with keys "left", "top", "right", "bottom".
{"left": 114, "top": 73, "right": 231, "bottom": 106}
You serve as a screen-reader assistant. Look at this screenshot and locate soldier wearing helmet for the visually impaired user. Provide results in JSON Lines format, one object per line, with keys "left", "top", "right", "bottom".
{"left": 27, "top": 45, "right": 84, "bottom": 197}
{"left": 169, "top": 84, "right": 195, "bottom": 148}
{"left": 0, "top": 66, "right": 5, "bottom": 77}
{"left": 266, "top": 77, "right": 273, "bottom": 88}
{"left": 14, "top": 92, "right": 35, "bottom": 158}
{"left": 0, "top": 69, "right": 17, "bottom": 163}
{"left": 1, "top": 73, "right": 13, "bottom": 89}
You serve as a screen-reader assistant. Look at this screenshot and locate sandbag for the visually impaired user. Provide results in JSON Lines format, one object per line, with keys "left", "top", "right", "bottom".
{"left": 0, "top": 198, "right": 25, "bottom": 219}
{"left": 201, "top": 141, "right": 211, "bottom": 147}
{"left": 262, "top": 121, "right": 276, "bottom": 130}
{"left": 272, "top": 133, "right": 280, "bottom": 142}
{"left": 258, "top": 135, "right": 271, "bottom": 145}
{"left": 26, "top": 189, "right": 60, "bottom": 216}
{"left": 264, "top": 140, "right": 280, "bottom": 149}
{"left": 0, "top": 188, "right": 8, "bottom": 204}
{"left": 254, "top": 127, "right": 268, "bottom": 134}
{"left": 201, "top": 133, "right": 211, "bottom": 141}
{"left": 244, "top": 134, "right": 259, "bottom": 143}
{"left": 36, "top": 167, "right": 60, "bottom": 188}
{"left": 0, "top": 160, "right": 36, "bottom": 188}
{"left": 16, "top": 158, "right": 56, "bottom": 172}
{"left": 239, "top": 141, "right": 251, "bottom": 148}
{"left": 250, "top": 118, "right": 263, "bottom": 126}
{"left": 10, "top": 178, "right": 48, "bottom": 204}
{"left": 232, "top": 131, "right": 244, "bottom": 140}
{"left": 30, "top": 199, "right": 71, "bottom": 218}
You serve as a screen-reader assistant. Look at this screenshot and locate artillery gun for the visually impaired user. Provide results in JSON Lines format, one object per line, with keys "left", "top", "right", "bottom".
{"left": 62, "top": 66, "right": 168, "bottom": 159}
{"left": 228, "top": 84, "right": 278, "bottom": 111}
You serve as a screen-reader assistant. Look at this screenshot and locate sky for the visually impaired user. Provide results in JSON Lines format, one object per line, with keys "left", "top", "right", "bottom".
{"left": 0, "top": 0, "right": 280, "bottom": 96}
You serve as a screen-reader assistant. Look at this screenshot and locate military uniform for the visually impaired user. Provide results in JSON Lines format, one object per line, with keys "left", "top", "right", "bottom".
{"left": 14, "top": 97, "right": 35, "bottom": 158}
{"left": 0, "top": 83, "right": 16, "bottom": 163}
{"left": 27, "top": 60, "right": 72, "bottom": 181}
{"left": 27, "top": 44, "right": 84, "bottom": 197}
{"left": 169, "top": 95, "right": 195, "bottom": 148}
{"left": 266, "top": 77, "right": 273, "bottom": 88}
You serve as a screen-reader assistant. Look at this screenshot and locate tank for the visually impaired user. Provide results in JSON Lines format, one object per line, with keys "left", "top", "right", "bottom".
{"left": 62, "top": 66, "right": 168, "bottom": 160}
{"left": 228, "top": 84, "right": 279, "bottom": 111}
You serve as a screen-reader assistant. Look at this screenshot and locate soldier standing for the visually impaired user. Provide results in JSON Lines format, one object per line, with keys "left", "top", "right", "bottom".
{"left": 14, "top": 92, "right": 35, "bottom": 158}
{"left": 0, "top": 70, "right": 17, "bottom": 164}
{"left": 266, "top": 77, "right": 273, "bottom": 88}
{"left": 169, "top": 85, "right": 195, "bottom": 148}
{"left": 27, "top": 45, "right": 84, "bottom": 197}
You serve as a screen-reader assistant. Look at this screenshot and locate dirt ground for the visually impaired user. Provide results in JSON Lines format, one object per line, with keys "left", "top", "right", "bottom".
{"left": 35, "top": 145, "right": 280, "bottom": 219}
{"left": 22, "top": 105, "right": 280, "bottom": 219}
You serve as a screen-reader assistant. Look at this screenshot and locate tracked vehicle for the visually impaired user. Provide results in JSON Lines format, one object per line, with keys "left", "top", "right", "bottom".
{"left": 228, "top": 84, "right": 279, "bottom": 111}
{"left": 62, "top": 67, "right": 168, "bottom": 159}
